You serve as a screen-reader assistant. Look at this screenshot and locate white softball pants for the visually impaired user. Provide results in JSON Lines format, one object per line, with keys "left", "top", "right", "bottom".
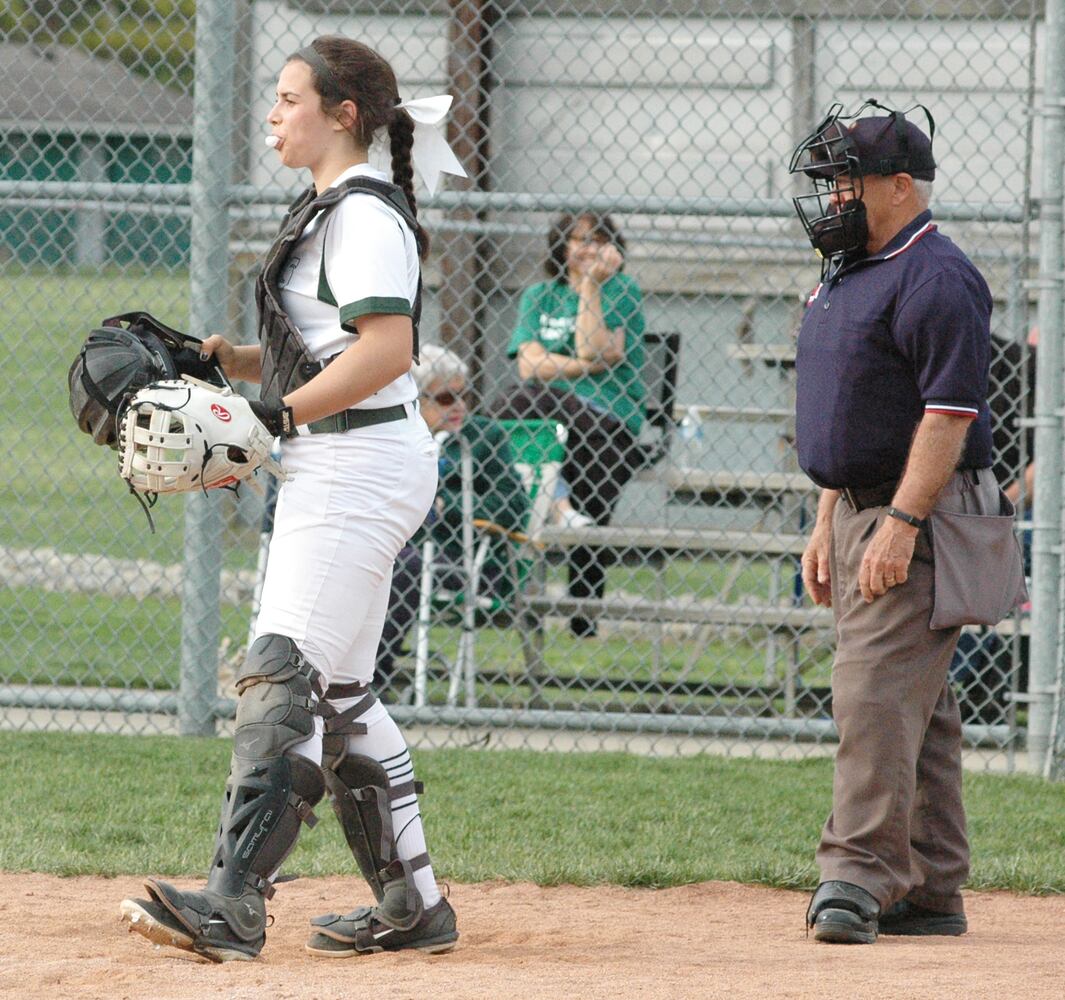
{"left": 253, "top": 408, "right": 442, "bottom": 906}
{"left": 254, "top": 407, "right": 438, "bottom": 686}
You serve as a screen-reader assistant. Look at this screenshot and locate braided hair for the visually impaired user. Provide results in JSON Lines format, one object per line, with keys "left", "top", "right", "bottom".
{"left": 293, "top": 35, "right": 430, "bottom": 259}
{"left": 388, "top": 111, "right": 429, "bottom": 259}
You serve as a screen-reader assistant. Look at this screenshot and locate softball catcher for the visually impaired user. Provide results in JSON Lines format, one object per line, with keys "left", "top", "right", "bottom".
{"left": 117, "top": 34, "right": 466, "bottom": 962}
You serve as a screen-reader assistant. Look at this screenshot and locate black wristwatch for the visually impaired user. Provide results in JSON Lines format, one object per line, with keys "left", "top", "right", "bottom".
{"left": 886, "top": 506, "right": 925, "bottom": 530}
{"left": 249, "top": 399, "right": 297, "bottom": 439}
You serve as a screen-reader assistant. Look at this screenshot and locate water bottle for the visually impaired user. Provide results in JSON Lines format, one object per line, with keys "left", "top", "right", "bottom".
{"left": 677, "top": 405, "right": 704, "bottom": 467}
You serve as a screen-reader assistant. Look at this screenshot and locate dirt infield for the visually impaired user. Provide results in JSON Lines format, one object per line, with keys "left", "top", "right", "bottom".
{"left": 0, "top": 874, "right": 1061, "bottom": 1000}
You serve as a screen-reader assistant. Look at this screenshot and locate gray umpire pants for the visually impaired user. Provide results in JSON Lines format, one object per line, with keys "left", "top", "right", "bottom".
{"left": 817, "top": 468, "right": 1000, "bottom": 914}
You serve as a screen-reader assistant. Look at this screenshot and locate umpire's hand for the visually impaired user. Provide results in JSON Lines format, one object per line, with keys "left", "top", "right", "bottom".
{"left": 801, "top": 520, "right": 833, "bottom": 607}
{"left": 858, "top": 516, "right": 918, "bottom": 602}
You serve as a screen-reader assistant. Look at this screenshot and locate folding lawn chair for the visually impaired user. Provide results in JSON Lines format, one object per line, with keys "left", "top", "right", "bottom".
{"left": 412, "top": 419, "right": 567, "bottom": 708}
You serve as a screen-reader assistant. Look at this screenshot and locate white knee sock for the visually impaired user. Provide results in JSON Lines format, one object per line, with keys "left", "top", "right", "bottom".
{"left": 334, "top": 699, "right": 441, "bottom": 908}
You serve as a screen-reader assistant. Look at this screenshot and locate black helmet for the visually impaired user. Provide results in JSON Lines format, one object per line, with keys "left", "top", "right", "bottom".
{"left": 68, "top": 325, "right": 178, "bottom": 449}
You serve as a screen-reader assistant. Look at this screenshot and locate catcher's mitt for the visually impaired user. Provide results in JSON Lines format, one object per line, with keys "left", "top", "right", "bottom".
{"left": 119, "top": 377, "right": 288, "bottom": 496}
{"left": 68, "top": 312, "right": 229, "bottom": 450}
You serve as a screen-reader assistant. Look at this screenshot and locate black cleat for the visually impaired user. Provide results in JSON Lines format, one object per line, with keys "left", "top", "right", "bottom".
{"left": 120, "top": 878, "right": 266, "bottom": 963}
{"left": 878, "top": 900, "right": 967, "bottom": 936}
{"left": 807, "top": 880, "right": 880, "bottom": 945}
{"left": 306, "top": 897, "right": 458, "bottom": 957}
{"left": 307, "top": 862, "right": 458, "bottom": 959}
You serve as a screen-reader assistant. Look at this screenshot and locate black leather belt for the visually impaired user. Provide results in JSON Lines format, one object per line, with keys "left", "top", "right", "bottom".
{"left": 838, "top": 468, "right": 984, "bottom": 512}
{"left": 838, "top": 481, "right": 897, "bottom": 512}
{"left": 308, "top": 403, "right": 408, "bottom": 435}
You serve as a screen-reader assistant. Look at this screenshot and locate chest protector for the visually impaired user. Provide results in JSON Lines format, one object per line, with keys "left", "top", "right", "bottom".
{"left": 256, "top": 176, "right": 422, "bottom": 406}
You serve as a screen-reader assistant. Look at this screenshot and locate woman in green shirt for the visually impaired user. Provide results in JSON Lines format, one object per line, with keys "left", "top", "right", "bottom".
{"left": 492, "top": 211, "right": 646, "bottom": 638}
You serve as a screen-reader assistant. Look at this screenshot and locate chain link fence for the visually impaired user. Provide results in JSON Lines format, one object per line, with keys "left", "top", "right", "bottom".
{"left": 1, "top": 0, "right": 1057, "bottom": 773}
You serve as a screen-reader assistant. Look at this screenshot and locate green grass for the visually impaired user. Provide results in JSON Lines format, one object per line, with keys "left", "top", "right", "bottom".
{"left": 0, "top": 267, "right": 260, "bottom": 568}
{"left": 411, "top": 618, "right": 834, "bottom": 707}
{"left": 0, "top": 731, "right": 1062, "bottom": 893}
{"left": 0, "top": 588, "right": 254, "bottom": 688}
{"left": 560, "top": 557, "right": 781, "bottom": 604}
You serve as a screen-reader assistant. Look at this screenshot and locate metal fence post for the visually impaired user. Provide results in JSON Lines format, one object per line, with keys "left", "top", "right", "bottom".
{"left": 439, "top": 0, "right": 496, "bottom": 388}
{"left": 1030, "top": 0, "right": 1065, "bottom": 774}
{"left": 179, "top": 0, "right": 237, "bottom": 736}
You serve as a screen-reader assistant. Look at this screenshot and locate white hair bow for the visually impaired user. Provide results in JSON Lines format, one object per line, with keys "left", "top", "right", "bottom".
{"left": 368, "top": 95, "right": 468, "bottom": 196}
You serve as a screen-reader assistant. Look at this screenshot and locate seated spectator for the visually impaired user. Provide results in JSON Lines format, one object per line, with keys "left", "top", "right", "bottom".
{"left": 489, "top": 211, "right": 646, "bottom": 638}
{"left": 375, "top": 343, "right": 529, "bottom": 693}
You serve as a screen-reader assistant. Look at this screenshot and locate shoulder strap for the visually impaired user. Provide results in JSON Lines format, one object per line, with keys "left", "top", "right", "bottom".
{"left": 327, "top": 176, "right": 419, "bottom": 231}
{"left": 316, "top": 176, "right": 422, "bottom": 360}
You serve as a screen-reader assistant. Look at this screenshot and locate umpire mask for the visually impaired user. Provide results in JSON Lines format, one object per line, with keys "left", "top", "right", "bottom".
{"left": 789, "top": 109, "right": 869, "bottom": 265}
{"left": 788, "top": 99, "right": 937, "bottom": 269}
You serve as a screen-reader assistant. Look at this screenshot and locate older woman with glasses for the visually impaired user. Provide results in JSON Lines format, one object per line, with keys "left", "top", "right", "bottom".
{"left": 376, "top": 343, "right": 529, "bottom": 693}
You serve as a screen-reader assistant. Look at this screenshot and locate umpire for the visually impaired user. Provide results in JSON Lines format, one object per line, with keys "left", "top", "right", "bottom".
{"left": 789, "top": 101, "right": 999, "bottom": 944}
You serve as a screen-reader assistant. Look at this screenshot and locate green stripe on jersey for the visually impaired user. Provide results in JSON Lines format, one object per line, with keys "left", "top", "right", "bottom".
{"left": 317, "top": 249, "right": 338, "bottom": 306}
{"left": 339, "top": 296, "right": 412, "bottom": 329}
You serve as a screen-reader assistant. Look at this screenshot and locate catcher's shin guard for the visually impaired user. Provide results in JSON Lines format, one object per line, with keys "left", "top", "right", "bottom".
{"left": 323, "top": 754, "right": 430, "bottom": 906}
{"left": 121, "top": 634, "right": 326, "bottom": 962}
{"left": 304, "top": 681, "right": 444, "bottom": 957}
{"left": 317, "top": 682, "right": 430, "bottom": 904}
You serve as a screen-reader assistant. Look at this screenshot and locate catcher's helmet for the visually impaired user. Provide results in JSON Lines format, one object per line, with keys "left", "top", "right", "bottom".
{"left": 68, "top": 325, "right": 178, "bottom": 449}
{"left": 69, "top": 312, "right": 230, "bottom": 450}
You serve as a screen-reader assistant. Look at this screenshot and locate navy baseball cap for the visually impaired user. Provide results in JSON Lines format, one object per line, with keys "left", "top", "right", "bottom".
{"left": 803, "top": 114, "right": 936, "bottom": 181}
{"left": 849, "top": 115, "right": 935, "bottom": 179}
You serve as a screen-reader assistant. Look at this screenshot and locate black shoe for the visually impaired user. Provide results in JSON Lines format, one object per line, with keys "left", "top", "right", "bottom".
{"left": 878, "top": 900, "right": 967, "bottom": 936}
{"left": 306, "top": 897, "right": 458, "bottom": 957}
{"left": 807, "top": 880, "right": 879, "bottom": 945}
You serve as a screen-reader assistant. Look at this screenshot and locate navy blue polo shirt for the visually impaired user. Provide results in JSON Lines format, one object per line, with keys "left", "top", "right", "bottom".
{"left": 795, "top": 210, "right": 993, "bottom": 490}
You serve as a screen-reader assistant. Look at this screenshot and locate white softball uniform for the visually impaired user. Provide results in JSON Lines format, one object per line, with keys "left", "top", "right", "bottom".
{"left": 254, "top": 422, "right": 437, "bottom": 687}
{"left": 253, "top": 162, "right": 438, "bottom": 690}
{"left": 252, "top": 163, "right": 442, "bottom": 907}
{"left": 277, "top": 162, "right": 420, "bottom": 411}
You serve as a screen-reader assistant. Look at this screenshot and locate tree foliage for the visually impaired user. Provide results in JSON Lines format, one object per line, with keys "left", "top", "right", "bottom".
{"left": 0, "top": 1, "right": 197, "bottom": 90}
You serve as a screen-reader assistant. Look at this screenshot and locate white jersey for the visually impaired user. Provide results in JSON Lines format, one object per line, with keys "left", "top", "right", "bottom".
{"left": 278, "top": 163, "right": 419, "bottom": 409}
